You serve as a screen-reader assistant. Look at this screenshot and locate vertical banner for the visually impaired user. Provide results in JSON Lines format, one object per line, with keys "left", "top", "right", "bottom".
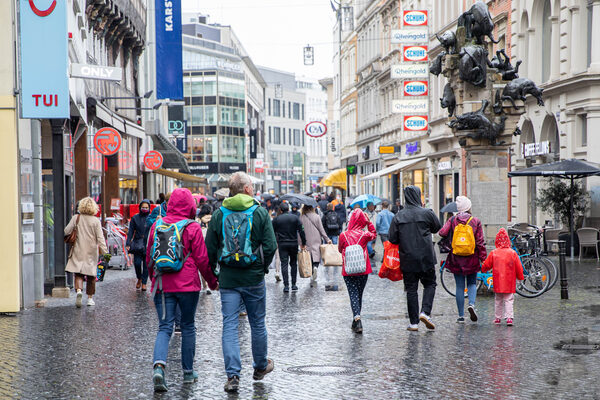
{"left": 249, "top": 129, "right": 257, "bottom": 159}
{"left": 167, "top": 104, "right": 187, "bottom": 152}
{"left": 19, "top": 0, "right": 69, "bottom": 118}
{"left": 155, "top": 0, "right": 183, "bottom": 99}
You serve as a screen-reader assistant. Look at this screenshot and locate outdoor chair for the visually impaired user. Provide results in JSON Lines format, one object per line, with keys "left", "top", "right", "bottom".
{"left": 576, "top": 228, "right": 600, "bottom": 261}
{"left": 544, "top": 228, "right": 564, "bottom": 254}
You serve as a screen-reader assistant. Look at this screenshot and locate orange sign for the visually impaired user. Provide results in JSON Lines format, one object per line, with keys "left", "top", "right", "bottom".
{"left": 93, "top": 127, "right": 122, "bottom": 156}
{"left": 144, "top": 151, "right": 164, "bottom": 170}
{"left": 379, "top": 146, "right": 395, "bottom": 154}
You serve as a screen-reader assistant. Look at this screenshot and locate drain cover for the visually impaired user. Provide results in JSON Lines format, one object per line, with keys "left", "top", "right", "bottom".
{"left": 561, "top": 344, "right": 600, "bottom": 351}
{"left": 286, "top": 364, "right": 367, "bottom": 376}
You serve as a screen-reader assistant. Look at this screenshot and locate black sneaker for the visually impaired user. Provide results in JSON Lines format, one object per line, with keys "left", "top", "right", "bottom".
{"left": 224, "top": 376, "right": 239, "bottom": 393}
{"left": 291, "top": 285, "right": 298, "bottom": 292}
{"left": 253, "top": 359, "right": 274, "bottom": 380}
{"left": 456, "top": 317, "right": 465, "bottom": 324}
{"left": 467, "top": 305, "right": 478, "bottom": 322}
{"left": 174, "top": 325, "right": 182, "bottom": 334}
{"left": 283, "top": 286, "right": 290, "bottom": 293}
{"left": 353, "top": 319, "right": 363, "bottom": 334}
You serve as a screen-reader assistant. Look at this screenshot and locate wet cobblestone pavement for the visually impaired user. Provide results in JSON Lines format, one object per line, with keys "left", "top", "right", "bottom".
{"left": 1, "top": 252, "right": 599, "bottom": 399}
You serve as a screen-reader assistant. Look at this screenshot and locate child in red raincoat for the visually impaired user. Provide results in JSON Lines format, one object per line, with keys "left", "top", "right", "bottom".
{"left": 481, "top": 228, "right": 525, "bottom": 326}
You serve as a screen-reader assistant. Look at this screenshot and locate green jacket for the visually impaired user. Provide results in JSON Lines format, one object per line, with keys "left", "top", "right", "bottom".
{"left": 205, "top": 194, "right": 277, "bottom": 289}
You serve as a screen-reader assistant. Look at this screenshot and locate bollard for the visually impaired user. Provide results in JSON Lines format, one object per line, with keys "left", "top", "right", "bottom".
{"left": 558, "top": 240, "right": 569, "bottom": 300}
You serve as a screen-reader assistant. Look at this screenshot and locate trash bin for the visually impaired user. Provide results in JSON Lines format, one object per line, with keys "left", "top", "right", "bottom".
{"left": 558, "top": 232, "right": 579, "bottom": 257}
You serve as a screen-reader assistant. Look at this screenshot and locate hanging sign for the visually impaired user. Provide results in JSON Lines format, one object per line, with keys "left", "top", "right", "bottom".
{"left": 523, "top": 141, "right": 551, "bottom": 157}
{"left": 405, "top": 142, "right": 421, "bottom": 156}
{"left": 403, "top": 10, "right": 428, "bottom": 26}
{"left": 403, "top": 46, "right": 428, "bottom": 62}
{"left": 391, "top": 29, "right": 429, "bottom": 44}
{"left": 392, "top": 100, "right": 429, "bottom": 114}
{"left": 403, "top": 81, "right": 428, "bottom": 96}
{"left": 305, "top": 121, "right": 327, "bottom": 138}
{"left": 391, "top": 64, "right": 429, "bottom": 79}
{"left": 403, "top": 115, "right": 429, "bottom": 131}
{"left": 144, "top": 151, "right": 164, "bottom": 170}
{"left": 155, "top": 0, "right": 183, "bottom": 99}
{"left": 379, "top": 146, "right": 396, "bottom": 154}
{"left": 93, "top": 128, "right": 122, "bottom": 156}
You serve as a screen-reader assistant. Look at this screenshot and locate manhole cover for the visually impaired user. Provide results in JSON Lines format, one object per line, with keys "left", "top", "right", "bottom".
{"left": 555, "top": 341, "right": 600, "bottom": 354}
{"left": 286, "top": 364, "right": 367, "bottom": 376}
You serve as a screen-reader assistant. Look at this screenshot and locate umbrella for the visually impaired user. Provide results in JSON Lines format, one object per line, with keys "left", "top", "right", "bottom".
{"left": 508, "top": 159, "right": 600, "bottom": 258}
{"left": 440, "top": 202, "right": 458, "bottom": 213}
{"left": 204, "top": 194, "right": 216, "bottom": 202}
{"left": 261, "top": 193, "right": 274, "bottom": 201}
{"left": 214, "top": 188, "right": 229, "bottom": 199}
{"left": 350, "top": 194, "right": 382, "bottom": 209}
{"left": 281, "top": 193, "right": 318, "bottom": 208}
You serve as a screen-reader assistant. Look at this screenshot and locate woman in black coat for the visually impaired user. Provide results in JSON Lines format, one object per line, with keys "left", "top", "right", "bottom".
{"left": 126, "top": 199, "right": 151, "bottom": 290}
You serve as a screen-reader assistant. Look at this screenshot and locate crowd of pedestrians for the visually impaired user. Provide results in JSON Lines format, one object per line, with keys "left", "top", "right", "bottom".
{"left": 64, "top": 171, "right": 527, "bottom": 393}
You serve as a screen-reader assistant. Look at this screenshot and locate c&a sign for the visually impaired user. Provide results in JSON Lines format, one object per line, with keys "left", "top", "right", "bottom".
{"left": 19, "top": 0, "right": 69, "bottom": 118}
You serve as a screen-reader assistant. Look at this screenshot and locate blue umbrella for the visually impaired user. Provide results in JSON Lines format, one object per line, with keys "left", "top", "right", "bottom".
{"left": 350, "top": 194, "right": 382, "bottom": 209}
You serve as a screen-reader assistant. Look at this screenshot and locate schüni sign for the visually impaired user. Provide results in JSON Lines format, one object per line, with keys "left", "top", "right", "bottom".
{"left": 70, "top": 64, "right": 122, "bottom": 82}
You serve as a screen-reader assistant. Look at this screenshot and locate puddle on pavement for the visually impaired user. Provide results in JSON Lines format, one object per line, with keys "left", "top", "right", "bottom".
{"left": 581, "top": 304, "right": 600, "bottom": 317}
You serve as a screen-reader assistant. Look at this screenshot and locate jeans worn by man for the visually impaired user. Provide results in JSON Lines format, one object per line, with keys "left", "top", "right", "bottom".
{"left": 205, "top": 172, "right": 277, "bottom": 393}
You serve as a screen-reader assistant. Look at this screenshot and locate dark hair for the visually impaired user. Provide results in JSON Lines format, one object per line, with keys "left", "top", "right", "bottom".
{"left": 302, "top": 205, "right": 314, "bottom": 215}
{"left": 278, "top": 202, "right": 289, "bottom": 212}
{"left": 381, "top": 201, "right": 389, "bottom": 208}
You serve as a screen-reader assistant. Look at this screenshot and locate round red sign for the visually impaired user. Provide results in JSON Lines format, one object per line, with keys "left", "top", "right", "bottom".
{"left": 93, "top": 127, "right": 122, "bottom": 156}
{"left": 144, "top": 151, "right": 164, "bottom": 170}
{"left": 304, "top": 121, "right": 327, "bottom": 138}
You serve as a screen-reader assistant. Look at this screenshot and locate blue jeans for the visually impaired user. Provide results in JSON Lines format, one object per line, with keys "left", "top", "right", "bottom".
{"left": 454, "top": 273, "right": 478, "bottom": 317}
{"left": 133, "top": 253, "right": 148, "bottom": 284}
{"left": 220, "top": 281, "right": 268, "bottom": 378}
{"left": 153, "top": 291, "right": 199, "bottom": 372}
{"left": 367, "top": 241, "right": 374, "bottom": 256}
{"left": 329, "top": 235, "right": 339, "bottom": 245}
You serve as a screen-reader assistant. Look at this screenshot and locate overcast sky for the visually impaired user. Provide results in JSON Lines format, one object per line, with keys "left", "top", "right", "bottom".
{"left": 182, "top": 0, "right": 337, "bottom": 80}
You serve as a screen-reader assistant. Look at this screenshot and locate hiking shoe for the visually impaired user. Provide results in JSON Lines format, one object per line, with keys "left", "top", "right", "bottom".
{"left": 153, "top": 365, "right": 168, "bottom": 392}
{"left": 75, "top": 290, "right": 82, "bottom": 308}
{"left": 467, "top": 305, "right": 478, "bottom": 322}
{"left": 283, "top": 286, "right": 290, "bottom": 293}
{"left": 419, "top": 313, "right": 435, "bottom": 330}
{"left": 506, "top": 318, "right": 514, "bottom": 326}
{"left": 456, "top": 317, "right": 465, "bottom": 324}
{"left": 407, "top": 324, "right": 419, "bottom": 332}
{"left": 494, "top": 318, "right": 501, "bottom": 325}
{"left": 224, "top": 376, "right": 239, "bottom": 393}
{"left": 352, "top": 318, "right": 363, "bottom": 334}
{"left": 291, "top": 285, "right": 298, "bottom": 292}
{"left": 183, "top": 371, "right": 198, "bottom": 384}
{"left": 253, "top": 359, "right": 274, "bottom": 380}
{"left": 86, "top": 297, "right": 95, "bottom": 306}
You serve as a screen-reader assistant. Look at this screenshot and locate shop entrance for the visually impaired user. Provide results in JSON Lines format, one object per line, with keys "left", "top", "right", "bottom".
{"left": 439, "top": 172, "right": 459, "bottom": 222}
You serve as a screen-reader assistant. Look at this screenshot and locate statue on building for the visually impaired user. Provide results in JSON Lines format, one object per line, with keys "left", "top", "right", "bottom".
{"left": 489, "top": 49, "right": 522, "bottom": 81}
{"left": 440, "top": 83, "right": 456, "bottom": 117}
{"left": 458, "top": 45, "right": 489, "bottom": 87}
{"left": 436, "top": 31, "right": 457, "bottom": 54}
{"left": 494, "top": 78, "right": 545, "bottom": 110}
{"left": 457, "top": 1, "right": 500, "bottom": 45}
{"left": 449, "top": 100, "right": 507, "bottom": 146}
{"left": 430, "top": 51, "right": 445, "bottom": 76}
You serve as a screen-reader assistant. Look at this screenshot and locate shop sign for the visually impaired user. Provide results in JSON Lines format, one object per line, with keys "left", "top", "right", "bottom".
{"left": 249, "top": 129, "right": 258, "bottom": 159}
{"left": 346, "top": 165, "right": 357, "bottom": 175}
{"left": 403, "top": 46, "right": 428, "bottom": 62}
{"left": 392, "top": 100, "right": 429, "bottom": 114}
{"left": 405, "top": 142, "right": 421, "bottom": 156}
{"left": 438, "top": 161, "right": 452, "bottom": 170}
{"left": 93, "top": 127, "right": 122, "bottom": 156}
{"left": 21, "top": 202, "right": 34, "bottom": 224}
{"left": 523, "top": 141, "right": 551, "bottom": 157}
{"left": 254, "top": 159, "right": 264, "bottom": 169}
{"left": 189, "top": 163, "right": 218, "bottom": 174}
{"left": 255, "top": 168, "right": 264, "bottom": 173}
{"left": 391, "top": 29, "right": 429, "bottom": 44}
{"left": 305, "top": 121, "right": 327, "bottom": 138}
{"left": 403, "top": 81, "right": 428, "bottom": 96}
{"left": 70, "top": 64, "right": 122, "bottom": 82}
{"left": 403, "top": 115, "right": 429, "bottom": 131}
{"left": 220, "top": 163, "right": 246, "bottom": 173}
{"left": 391, "top": 64, "right": 429, "bottom": 79}
{"left": 155, "top": 0, "right": 183, "bottom": 99}
{"left": 403, "top": 10, "right": 428, "bottom": 26}
{"left": 379, "top": 146, "right": 395, "bottom": 154}
{"left": 143, "top": 151, "right": 164, "bottom": 170}
{"left": 19, "top": 0, "right": 69, "bottom": 118}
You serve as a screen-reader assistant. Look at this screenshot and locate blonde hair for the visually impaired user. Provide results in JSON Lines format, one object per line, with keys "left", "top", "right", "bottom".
{"left": 78, "top": 197, "right": 99, "bottom": 216}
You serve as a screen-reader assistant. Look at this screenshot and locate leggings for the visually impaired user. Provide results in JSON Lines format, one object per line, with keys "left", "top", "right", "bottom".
{"left": 343, "top": 275, "right": 369, "bottom": 318}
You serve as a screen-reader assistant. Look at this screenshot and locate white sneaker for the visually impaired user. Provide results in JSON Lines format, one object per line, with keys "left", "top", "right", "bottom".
{"left": 407, "top": 324, "right": 419, "bottom": 331}
{"left": 312, "top": 267, "right": 318, "bottom": 281}
{"left": 75, "top": 290, "right": 82, "bottom": 308}
{"left": 419, "top": 312, "right": 435, "bottom": 330}
{"left": 87, "top": 297, "right": 95, "bottom": 306}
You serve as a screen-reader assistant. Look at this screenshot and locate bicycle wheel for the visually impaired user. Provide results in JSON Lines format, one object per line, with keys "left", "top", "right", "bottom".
{"left": 440, "top": 267, "right": 482, "bottom": 297}
{"left": 516, "top": 257, "right": 551, "bottom": 298}
{"left": 539, "top": 256, "right": 558, "bottom": 291}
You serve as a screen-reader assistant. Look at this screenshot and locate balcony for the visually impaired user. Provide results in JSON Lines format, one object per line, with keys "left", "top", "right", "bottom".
{"left": 86, "top": 0, "right": 145, "bottom": 51}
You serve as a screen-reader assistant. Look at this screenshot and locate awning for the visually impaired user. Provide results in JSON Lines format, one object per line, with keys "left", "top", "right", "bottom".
{"left": 249, "top": 175, "right": 264, "bottom": 184}
{"left": 321, "top": 168, "right": 347, "bottom": 190}
{"left": 150, "top": 133, "right": 191, "bottom": 173}
{"left": 206, "top": 174, "right": 233, "bottom": 183}
{"left": 153, "top": 168, "right": 207, "bottom": 184}
{"left": 361, "top": 157, "right": 427, "bottom": 181}
{"left": 95, "top": 101, "right": 145, "bottom": 139}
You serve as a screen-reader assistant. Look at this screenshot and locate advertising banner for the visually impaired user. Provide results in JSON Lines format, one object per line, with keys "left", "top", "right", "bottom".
{"left": 403, "top": 115, "right": 429, "bottom": 131}
{"left": 391, "top": 64, "right": 429, "bottom": 79}
{"left": 403, "top": 81, "right": 428, "bottom": 96}
{"left": 168, "top": 104, "right": 187, "bottom": 152}
{"left": 391, "top": 29, "right": 429, "bottom": 44}
{"left": 392, "top": 100, "right": 429, "bottom": 114}
{"left": 403, "top": 45, "right": 428, "bottom": 62}
{"left": 155, "top": 0, "right": 183, "bottom": 99}
{"left": 19, "top": 0, "right": 69, "bottom": 118}
{"left": 403, "top": 10, "right": 428, "bottom": 26}
{"left": 249, "top": 129, "right": 257, "bottom": 159}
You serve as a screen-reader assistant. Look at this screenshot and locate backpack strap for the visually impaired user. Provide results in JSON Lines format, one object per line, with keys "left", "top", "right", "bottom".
{"left": 466, "top": 216, "right": 473, "bottom": 225}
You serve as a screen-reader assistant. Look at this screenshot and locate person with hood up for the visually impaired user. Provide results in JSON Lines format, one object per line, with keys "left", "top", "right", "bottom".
{"left": 146, "top": 188, "right": 218, "bottom": 392}
{"left": 126, "top": 199, "right": 151, "bottom": 291}
{"left": 481, "top": 228, "right": 524, "bottom": 326}
{"left": 334, "top": 199, "right": 347, "bottom": 229}
{"left": 388, "top": 186, "right": 442, "bottom": 332}
{"left": 439, "top": 196, "right": 487, "bottom": 323}
{"left": 338, "top": 209, "right": 377, "bottom": 333}
{"left": 205, "top": 172, "right": 277, "bottom": 393}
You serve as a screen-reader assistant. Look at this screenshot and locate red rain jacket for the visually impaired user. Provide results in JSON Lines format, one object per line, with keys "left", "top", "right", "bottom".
{"left": 481, "top": 229, "right": 525, "bottom": 293}
{"left": 338, "top": 210, "right": 377, "bottom": 276}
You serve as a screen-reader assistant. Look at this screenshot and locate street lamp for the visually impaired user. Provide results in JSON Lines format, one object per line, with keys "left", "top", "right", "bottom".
{"left": 116, "top": 102, "right": 162, "bottom": 111}
{"left": 101, "top": 90, "right": 153, "bottom": 101}
{"left": 304, "top": 45, "right": 314, "bottom": 65}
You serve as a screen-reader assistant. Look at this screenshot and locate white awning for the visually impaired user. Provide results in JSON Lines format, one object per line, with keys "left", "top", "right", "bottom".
{"left": 249, "top": 175, "right": 264, "bottom": 184}
{"left": 361, "top": 157, "right": 427, "bottom": 181}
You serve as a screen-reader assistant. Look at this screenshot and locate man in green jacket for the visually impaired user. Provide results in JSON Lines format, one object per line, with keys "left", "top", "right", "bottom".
{"left": 205, "top": 172, "right": 277, "bottom": 393}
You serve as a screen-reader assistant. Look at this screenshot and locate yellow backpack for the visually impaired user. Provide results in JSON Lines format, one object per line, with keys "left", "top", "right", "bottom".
{"left": 452, "top": 217, "right": 476, "bottom": 256}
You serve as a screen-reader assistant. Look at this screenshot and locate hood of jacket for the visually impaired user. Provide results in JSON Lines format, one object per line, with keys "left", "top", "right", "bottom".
{"left": 454, "top": 212, "right": 473, "bottom": 224}
{"left": 139, "top": 198, "right": 151, "bottom": 208}
{"left": 166, "top": 188, "right": 197, "bottom": 220}
{"left": 495, "top": 228, "right": 511, "bottom": 249}
{"left": 404, "top": 185, "right": 422, "bottom": 207}
{"left": 222, "top": 193, "right": 259, "bottom": 211}
{"left": 347, "top": 209, "right": 369, "bottom": 231}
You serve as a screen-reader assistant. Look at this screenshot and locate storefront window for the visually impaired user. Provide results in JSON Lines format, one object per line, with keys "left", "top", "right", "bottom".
{"left": 220, "top": 135, "right": 245, "bottom": 163}
{"left": 402, "top": 169, "right": 429, "bottom": 205}
{"left": 87, "top": 134, "right": 102, "bottom": 173}
{"left": 220, "top": 106, "right": 245, "bottom": 127}
{"left": 189, "top": 135, "right": 217, "bottom": 162}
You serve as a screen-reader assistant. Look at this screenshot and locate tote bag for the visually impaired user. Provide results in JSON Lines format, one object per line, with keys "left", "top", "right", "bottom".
{"left": 320, "top": 243, "right": 343, "bottom": 266}
{"left": 298, "top": 249, "right": 313, "bottom": 278}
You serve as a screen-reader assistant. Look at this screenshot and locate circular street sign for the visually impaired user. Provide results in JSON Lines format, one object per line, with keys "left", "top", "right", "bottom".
{"left": 143, "top": 151, "right": 164, "bottom": 170}
{"left": 93, "top": 127, "right": 122, "bottom": 156}
{"left": 305, "top": 121, "right": 327, "bottom": 138}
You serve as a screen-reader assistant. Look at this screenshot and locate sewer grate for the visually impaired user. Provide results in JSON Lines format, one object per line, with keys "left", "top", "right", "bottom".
{"left": 555, "top": 340, "right": 600, "bottom": 354}
{"left": 286, "top": 364, "right": 367, "bottom": 376}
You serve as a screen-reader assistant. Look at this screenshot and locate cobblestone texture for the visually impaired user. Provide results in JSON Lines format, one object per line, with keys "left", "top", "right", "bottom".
{"left": 1, "top": 249, "right": 599, "bottom": 399}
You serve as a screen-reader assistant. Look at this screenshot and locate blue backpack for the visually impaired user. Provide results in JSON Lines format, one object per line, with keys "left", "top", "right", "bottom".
{"left": 219, "top": 205, "right": 262, "bottom": 268}
{"left": 150, "top": 218, "right": 194, "bottom": 318}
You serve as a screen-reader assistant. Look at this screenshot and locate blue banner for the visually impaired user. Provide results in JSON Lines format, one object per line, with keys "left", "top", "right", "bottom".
{"left": 19, "top": 0, "right": 69, "bottom": 118}
{"left": 155, "top": 0, "right": 183, "bottom": 99}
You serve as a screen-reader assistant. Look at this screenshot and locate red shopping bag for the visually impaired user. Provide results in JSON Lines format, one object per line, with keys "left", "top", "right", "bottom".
{"left": 378, "top": 241, "right": 403, "bottom": 281}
